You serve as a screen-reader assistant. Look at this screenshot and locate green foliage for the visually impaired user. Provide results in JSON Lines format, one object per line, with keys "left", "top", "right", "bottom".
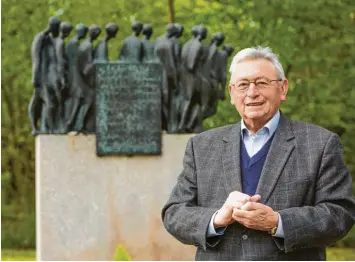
{"left": 114, "top": 244, "right": 131, "bottom": 261}
{"left": 1, "top": 211, "right": 36, "bottom": 249}
{"left": 2, "top": 0, "right": 355, "bottom": 249}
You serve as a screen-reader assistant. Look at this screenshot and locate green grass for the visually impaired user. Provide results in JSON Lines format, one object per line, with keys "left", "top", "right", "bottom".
{"left": 327, "top": 247, "right": 355, "bottom": 261}
{"left": 1, "top": 247, "right": 355, "bottom": 261}
{"left": 1, "top": 249, "right": 36, "bottom": 261}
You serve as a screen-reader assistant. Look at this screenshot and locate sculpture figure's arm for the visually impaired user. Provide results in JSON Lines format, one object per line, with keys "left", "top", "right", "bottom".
{"left": 31, "top": 34, "right": 44, "bottom": 88}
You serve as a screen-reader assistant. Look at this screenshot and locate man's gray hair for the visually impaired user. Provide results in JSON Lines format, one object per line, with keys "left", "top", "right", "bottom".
{"left": 229, "top": 46, "right": 285, "bottom": 79}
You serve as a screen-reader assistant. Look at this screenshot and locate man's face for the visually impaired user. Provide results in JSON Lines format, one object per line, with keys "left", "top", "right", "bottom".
{"left": 229, "top": 58, "right": 288, "bottom": 126}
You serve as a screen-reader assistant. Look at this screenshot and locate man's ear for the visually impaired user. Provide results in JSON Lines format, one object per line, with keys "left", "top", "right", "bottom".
{"left": 280, "top": 79, "right": 289, "bottom": 102}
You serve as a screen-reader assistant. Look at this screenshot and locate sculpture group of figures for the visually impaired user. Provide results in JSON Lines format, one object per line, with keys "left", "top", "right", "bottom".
{"left": 155, "top": 24, "right": 234, "bottom": 133}
{"left": 29, "top": 17, "right": 233, "bottom": 135}
{"left": 29, "top": 17, "right": 117, "bottom": 134}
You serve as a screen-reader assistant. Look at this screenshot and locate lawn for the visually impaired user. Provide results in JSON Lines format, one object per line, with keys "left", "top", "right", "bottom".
{"left": 327, "top": 247, "right": 355, "bottom": 261}
{"left": 2, "top": 249, "right": 36, "bottom": 261}
{"left": 2, "top": 248, "right": 355, "bottom": 261}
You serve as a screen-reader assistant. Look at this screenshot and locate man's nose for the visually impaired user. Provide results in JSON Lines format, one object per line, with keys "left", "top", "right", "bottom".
{"left": 246, "top": 83, "right": 259, "bottom": 97}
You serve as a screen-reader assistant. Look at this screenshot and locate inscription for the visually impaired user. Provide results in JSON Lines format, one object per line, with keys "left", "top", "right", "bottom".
{"left": 96, "top": 62, "right": 162, "bottom": 156}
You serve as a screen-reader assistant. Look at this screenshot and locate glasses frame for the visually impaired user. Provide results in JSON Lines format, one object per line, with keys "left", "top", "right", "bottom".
{"left": 231, "top": 78, "right": 283, "bottom": 93}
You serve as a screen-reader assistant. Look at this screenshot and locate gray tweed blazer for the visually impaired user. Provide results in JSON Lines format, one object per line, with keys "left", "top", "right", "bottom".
{"left": 162, "top": 114, "right": 355, "bottom": 260}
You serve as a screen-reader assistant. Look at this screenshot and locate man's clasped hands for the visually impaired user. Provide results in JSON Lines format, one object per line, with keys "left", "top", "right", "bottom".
{"left": 213, "top": 191, "right": 279, "bottom": 232}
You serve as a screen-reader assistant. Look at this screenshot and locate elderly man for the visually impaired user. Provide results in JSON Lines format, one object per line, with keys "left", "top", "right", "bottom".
{"left": 162, "top": 46, "right": 355, "bottom": 260}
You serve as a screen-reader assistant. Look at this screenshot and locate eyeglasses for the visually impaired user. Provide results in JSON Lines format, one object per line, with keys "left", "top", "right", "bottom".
{"left": 231, "top": 78, "right": 282, "bottom": 93}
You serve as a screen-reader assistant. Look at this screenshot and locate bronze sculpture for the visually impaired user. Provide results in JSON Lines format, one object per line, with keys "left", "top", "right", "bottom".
{"left": 217, "top": 45, "right": 234, "bottom": 100}
{"left": 67, "top": 24, "right": 101, "bottom": 133}
{"left": 155, "top": 24, "right": 179, "bottom": 133}
{"left": 95, "top": 23, "right": 118, "bottom": 62}
{"left": 29, "top": 16, "right": 61, "bottom": 134}
{"left": 178, "top": 25, "right": 208, "bottom": 133}
{"left": 141, "top": 24, "right": 157, "bottom": 62}
{"left": 55, "top": 22, "right": 73, "bottom": 132}
{"left": 65, "top": 24, "right": 88, "bottom": 132}
{"left": 29, "top": 19, "right": 234, "bottom": 135}
{"left": 118, "top": 21, "right": 143, "bottom": 62}
{"left": 202, "top": 32, "right": 225, "bottom": 119}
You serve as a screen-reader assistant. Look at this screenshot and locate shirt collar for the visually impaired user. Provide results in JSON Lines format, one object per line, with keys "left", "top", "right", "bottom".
{"left": 241, "top": 110, "right": 280, "bottom": 138}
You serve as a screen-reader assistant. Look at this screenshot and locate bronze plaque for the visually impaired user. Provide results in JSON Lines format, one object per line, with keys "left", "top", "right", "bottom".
{"left": 95, "top": 62, "right": 162, "bottom": 156}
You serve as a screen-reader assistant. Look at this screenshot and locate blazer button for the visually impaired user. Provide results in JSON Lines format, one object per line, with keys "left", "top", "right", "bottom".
{"left": 242, "top": 234, "right": 248, "bottom": 240}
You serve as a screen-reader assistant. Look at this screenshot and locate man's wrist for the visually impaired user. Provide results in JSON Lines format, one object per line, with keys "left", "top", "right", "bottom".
{"left": 273, "top": 211, "right": 279, "bottom": 227}
{"left": 207, "top": 211, "right": 227, "bottom": 237}
{"left": 213, "top": 213, "right": 222, "bottom": 228}
{"left": 269, "top": 211, "right": 279, "bottom": 235}
{"left": 213, "top": 211, "right": 227, "bottom": 228}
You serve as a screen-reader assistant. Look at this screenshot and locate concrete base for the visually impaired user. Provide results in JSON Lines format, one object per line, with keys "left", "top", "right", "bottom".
{"left": 36, "top": 134, "right": 196, "bottom": 261}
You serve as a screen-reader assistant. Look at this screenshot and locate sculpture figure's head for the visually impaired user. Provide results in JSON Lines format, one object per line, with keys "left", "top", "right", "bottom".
{"left": 89, "top": 24, "right": 102, "bottom": 40}
{"left": 48, "top": 16, "right": 61, "bottom": 37}
{"left": 131, "top": 21, "right": 143, "bottom": 35}
{"left": 60, "top": 22, "right": 73, "bottom": 38}
{"left": 198, "top": 25, "right": 207, "bottom": 41}
{"left": 76, "top": 24, "right": 88, "bottom": 40}
{"left": 105, "top": 23, "right": 119, "bottom": 39}
{"left": 142, "top": 24, "right": 153, "bottom": 39}
{"left": 174, "top": 23, "right": 184, "bottom": 38}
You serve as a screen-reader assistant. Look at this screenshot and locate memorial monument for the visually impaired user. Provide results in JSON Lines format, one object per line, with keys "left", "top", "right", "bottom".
{"left": 31, "top": 17, "right": 234, "bottom": 260}
{"left": 29, "top": 19, "right": 232, "bottom": 139}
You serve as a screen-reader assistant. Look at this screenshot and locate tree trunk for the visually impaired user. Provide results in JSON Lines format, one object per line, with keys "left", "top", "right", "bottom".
{"left": 168, "top": 0, "right": 175, "bottom": 23}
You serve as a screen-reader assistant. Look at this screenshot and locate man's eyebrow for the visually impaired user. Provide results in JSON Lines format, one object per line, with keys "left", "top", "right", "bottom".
{"left": 235, "top": 77, "right": 269, "bottom": 81}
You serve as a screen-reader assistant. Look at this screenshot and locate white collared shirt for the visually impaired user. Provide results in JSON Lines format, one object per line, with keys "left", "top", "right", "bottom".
{"left": 241, "top": 110, "right": 280, "bottom": 157}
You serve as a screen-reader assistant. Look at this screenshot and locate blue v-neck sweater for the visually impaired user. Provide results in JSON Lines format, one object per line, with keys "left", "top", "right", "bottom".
{"left": 240, "top": 135, "right": 274, "bottom": 196}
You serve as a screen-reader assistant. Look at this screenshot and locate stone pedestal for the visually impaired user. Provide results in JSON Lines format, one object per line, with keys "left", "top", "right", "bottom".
{"left": 36, "top": 134, "right": 196, "bottom": 261}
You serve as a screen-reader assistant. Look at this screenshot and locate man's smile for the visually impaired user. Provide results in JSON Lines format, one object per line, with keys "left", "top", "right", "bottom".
{"left": 246, "top": 102, "right": 264, "bottom": 107}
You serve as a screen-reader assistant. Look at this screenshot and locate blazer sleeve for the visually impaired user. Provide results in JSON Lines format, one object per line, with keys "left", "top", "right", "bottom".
{"left": 278, "top": 133, "right": 355, "bottom": 253}
{"left": 161, "top": 137, "right": 219, "bottom": 251}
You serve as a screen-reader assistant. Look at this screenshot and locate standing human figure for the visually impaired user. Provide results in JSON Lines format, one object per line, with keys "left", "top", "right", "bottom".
{"left": 202, "top": 32, "right": 225, "bottom": 119}
{"left": 168, "top": 23, "right": 184, "bottom": 128}
{"left": 118, "top": 21, "right": 143, "bottom": 62}
{"left": 163, "top": 46, "right": 355, "bottom": 260}
{"left": 216, "top": 45, "right": 234, "bottom": 100}
{"left": 190, "top": 25, "right": 210, "bottom": 131}
{"left": 178, "top": 25, "right": 207, "bottom": 133}
{"left": 65, "top": 24, "right": 88, "bottom": 131}
{"left": 172, "top": 23, "right": 184, "bottom": 66}
{"left": 29, "top": 16, "right": 61, "bottom": 134}
{"left": 141, "top": 24, "right": 157, "bottom": 62}
{"left": 67, "top": 24, "right": 101, "bottom": 133}
{"left": 55, "top": 21, "right": 72, "bottom": 132}
{"left": 155, "top": 24, "right": 178, "bottom": 133}
{"left": 95, "top": 23, "right": 118, "bottom": 62}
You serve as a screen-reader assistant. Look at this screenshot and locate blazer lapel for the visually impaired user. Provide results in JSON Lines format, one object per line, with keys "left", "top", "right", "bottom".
{"left": 255, "top": 114, "right": 295, "bottom": 204}
{"left": 222, "top": 123, "right": 243, "bottom": 193}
